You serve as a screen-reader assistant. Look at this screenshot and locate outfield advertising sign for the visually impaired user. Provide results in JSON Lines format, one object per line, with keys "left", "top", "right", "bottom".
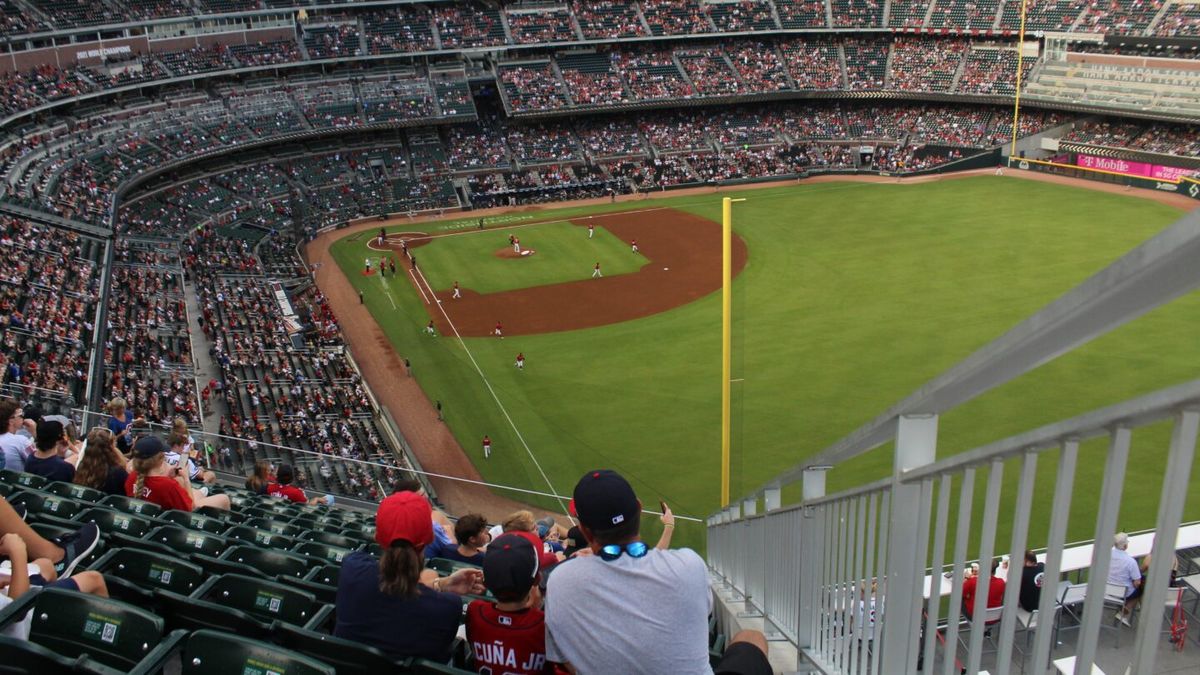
{"left": 1076, "top": 154, "right": 1199, "bottom": 181}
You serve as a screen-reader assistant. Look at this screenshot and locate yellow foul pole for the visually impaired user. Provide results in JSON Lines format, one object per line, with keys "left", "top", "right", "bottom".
{"left": 721, "top": 197, "right": 744, "bottom": 507}
{"left": 1008, "top": 0, "right": 1030, "bottom": 163}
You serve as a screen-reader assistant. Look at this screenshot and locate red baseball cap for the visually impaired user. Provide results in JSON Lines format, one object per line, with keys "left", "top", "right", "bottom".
{"left": 374, "top": 491, "right": 434, "bottom": 549}
{"left": 511, "top": 530, "right": 560, "bottom": 570}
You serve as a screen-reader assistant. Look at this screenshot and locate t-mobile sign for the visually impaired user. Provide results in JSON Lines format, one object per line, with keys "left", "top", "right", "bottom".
{"left": 1076, "top": 154, "right": 1198, "bottom": 181}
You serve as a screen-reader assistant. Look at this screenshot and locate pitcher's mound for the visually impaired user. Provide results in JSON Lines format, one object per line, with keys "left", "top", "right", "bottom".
{"left": 494, "top": 248, "right": 537, "bottom": 259}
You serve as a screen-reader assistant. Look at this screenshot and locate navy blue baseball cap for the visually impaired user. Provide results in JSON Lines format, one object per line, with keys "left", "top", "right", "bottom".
{"left": 570, "top": 469, "right": 640, "bottom": 531}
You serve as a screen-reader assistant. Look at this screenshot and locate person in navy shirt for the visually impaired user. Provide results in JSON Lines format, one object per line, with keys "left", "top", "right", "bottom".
{"left": 425, "top": 513, "right": 490, "bottom": 566}
{"left": 23, "top": 420, "right": 75, "bottom": 483}
{"left": 335, "top": 491, "right": 484, "bottom": 661}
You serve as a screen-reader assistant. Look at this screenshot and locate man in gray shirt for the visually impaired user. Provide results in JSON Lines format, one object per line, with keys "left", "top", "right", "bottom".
{"left": 545, "top": 469, "right": 771, "bottom": 675}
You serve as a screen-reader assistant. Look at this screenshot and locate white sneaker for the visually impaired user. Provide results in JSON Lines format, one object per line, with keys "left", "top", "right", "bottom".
{"left": 1116, "top": 611, "right": 1131, "bottom": 627}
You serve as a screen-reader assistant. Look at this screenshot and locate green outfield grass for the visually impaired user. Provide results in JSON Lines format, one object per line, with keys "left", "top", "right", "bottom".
{"left": 412, "top": 220, "right": 646, "bottom": 294}
{"left": 331, "top": 177, "right": 1200, "bottom": 554}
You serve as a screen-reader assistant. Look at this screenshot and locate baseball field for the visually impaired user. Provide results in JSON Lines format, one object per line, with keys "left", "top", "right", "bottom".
{"left": 328, "top": 175, "right": 1200, "bottom": 553}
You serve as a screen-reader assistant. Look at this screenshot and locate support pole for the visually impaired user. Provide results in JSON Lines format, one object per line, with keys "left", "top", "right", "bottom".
{"left": 1008, "top": 0, "right": 1030, "bottom": 164}
{"left": 721, "top": 197, "right": 744, "bottom": 507}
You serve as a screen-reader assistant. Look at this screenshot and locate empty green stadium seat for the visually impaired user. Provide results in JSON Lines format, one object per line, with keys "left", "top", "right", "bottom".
{"left": 100, "top": 494, "right": 163, "bottom": 518}
{"left": 10, "top": 490, "right": 84, "bottom": 520}
{"left": 245, "top": 517, "right": 302, "bottom": 537}
{"left": 181, "top": 629, "right": 335, "bottom": 675}
{"left": 0, "top": 635, "right": 85, "bottom": 675}
{"left": 43, "top": 482, "right": 104, "bottom": 503}
{"left": 276, "top": 623, "right": 406, "bottom": 674}
{"left": 220, "top": 545, "right": 314, "bottom": 578}
{"left": 226, "top": 523, "right": 297, "bottom": 549}
{"left": 306, "top": 564, "right": 340, "bottom": 586}
{"left": 74, "top": 506, "right": 155, "bottom": 539}
{"left": 292, "top": 541, "right": 353, "bottom": 564}
{"left": 159, "top": 509, "right": 227, "bottom": 534}
{"left": 196, "top": 504, "right": 245, "bottom": 523}
{"left": 0, "top": 587, "right": 185, "bottom": 672}
{"left": 303, "top": 530, "right": 362, "bottom": 549}
{"left": 143, "top": 524, "right": 231, "bottom": 558}
{"left": 91, "top": 547, "right": 205, "bottom": 602}
{"left": 156, "top": 574, "right": 329, "bottom": 638}
{"left": 0, "top": 469, "right": 46, "bottom": 489}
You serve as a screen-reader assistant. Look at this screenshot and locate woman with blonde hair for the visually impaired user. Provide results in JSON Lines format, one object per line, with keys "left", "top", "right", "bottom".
{"left": 245, "top": 459, "right": 271, "bottom": 495}
{"left": 126, "top": 436, "right": 230, "bottom": 511}
{"left": 74, "top": 428, "right": 129, "bottom": 495}
{"left": 105, "top": 397, "right": 145, "bottom": 454}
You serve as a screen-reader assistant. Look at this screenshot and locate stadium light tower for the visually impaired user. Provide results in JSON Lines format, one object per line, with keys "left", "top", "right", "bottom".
{"left": 721, "top": 197, "right": 745, "bottom": 507}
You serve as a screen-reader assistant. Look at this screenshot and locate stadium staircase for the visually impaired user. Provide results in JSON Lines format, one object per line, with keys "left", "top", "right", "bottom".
{"left": 707, "top": 209, "right": 1200, "bottom": 675}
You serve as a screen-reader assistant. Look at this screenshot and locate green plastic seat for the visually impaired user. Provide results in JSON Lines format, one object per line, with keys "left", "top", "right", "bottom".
{"left": 0, "top": 635, "right": 87, "bottom": 674}
{"left": 281, "top": 575, "right": 337, "bottom": 605}
{"left": 156, "top": 574, "right": 328, "bottom": 638}
{"left": 306, "top": 564, "right": 341, "bottom": 587}
{"left": 0, "top": 587, "right": 185, "bottom": 672}
{"left": 196, "top": 504, "right": 245, "bottom": 523}
{"left": 29, "top": 521, "right": 74, "bottom": 543}
{"left": 426, "top": 557, "right": 482, "bottom": 576}
{"left": 43, "top": 482, "right": 105, "bottom": 503}
{"left": 225, "top": 524, "right": 297, "bottom": 550}
{"left": 292, "top": 541, "right": 353, "bottom": 564}
{"left": 10, "top": 490, "right": 84, "bottom": 520}
{"left": 100, "top": 493, "right": 163, "bottom": 518}
{"left": 159, "top": 509, "right": 227, "bottom": 534}
{"left": 91, "top": 547, "right": 206, "bottom": 602}
{"left": 245, "top": 517, "right": 302, "bottom": 537}
{"left": 181, "top": 629, "right": 335, "bottom": 675}
{"left": 302, "top": 529, "right": 362, "bottom": 549}
{"left": 275, "top": 623, "right": 406, "bottom": 675}
{"left": 243, "top": 504, "right": 292, "bottom": 520}
{"left": 0, "top": 469, "right": 46, "bottom": 489}
{"left": 74, "top": 506, "right": 155, "bottom": 539}
{"left": 142, "top": 524, "right": 231, "bottom": 559}
{"left": 220, "top": 544, "right": 314, "bottom": 578}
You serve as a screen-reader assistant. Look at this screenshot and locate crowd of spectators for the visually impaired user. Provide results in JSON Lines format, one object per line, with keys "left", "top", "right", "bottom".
{"left": 0, "top": 215, "right": 100, "bottom": 405}
{"left": 571, "top": 0, "right": 648, "bottom": 38}
{"left": 158, "top": 45, "right": 232, "bottom": 76}
{"left": 1154, "top": 2, "right": 1200, "bottom": 37}
{"left": 1078, "top": 0, "right": 1165, "bottom": 35}
{"left": 776, "top": 0, "right": 829, "bottom": 27}
{"left": 103, "top": 239, "right": 199, "bottom": 426}
{"left": 499, "top": 64, "right": 570, "bottom": 111}
{"left": 303, "top": 23, "right": 363, "bottom": 60}
{"left": 363, "top": 5, "right": 437, "bottom": 54}
{"left": 832, "top": 0, "right": 884, "bottom": 27}
{"left": 707, "top": 1, "right": 779, "bottom": 32}
{"left": 890, "top": 37, "right": 969, "bottom": 92}
{"left": 432, "top": 3, "right": 506, "bottom": 48}
{"left": 506, "top": 7, "right": 578, "bottom": 43}
{"left": 728, "top": 42, "right": 793, "bottom": 92}
{"left": 958, "top": 47, "right": 1031, "bottom": 96}
{"left": 642, "top": 0, "right": 715, "bottom": 34}
{"left": 781, "top": 38, "right": 843, "bottom": 89}
{"left": 183, "top": 222, "right": 413, "bottom": 499}
{"left": 889, "top": 0, "right": 936, "bottom": 28}
{"left": 1063, "top": 119, "right": 1200, "bottom": 155}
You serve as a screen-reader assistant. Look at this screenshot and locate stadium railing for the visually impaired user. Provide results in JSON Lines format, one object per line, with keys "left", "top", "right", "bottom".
{"left": 707, "top": 208, "right": 1200, "bottom": 674}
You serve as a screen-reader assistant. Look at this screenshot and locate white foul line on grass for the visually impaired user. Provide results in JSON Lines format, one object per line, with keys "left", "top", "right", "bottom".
{"left": 408, "top": 269, "right": 430, "bottom": 304}
{"left": 412, "top": 264, "right": 572, "bottom": 519}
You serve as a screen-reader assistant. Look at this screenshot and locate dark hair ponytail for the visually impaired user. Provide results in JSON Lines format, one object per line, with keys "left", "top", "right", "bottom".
{"left": 379, "top": 540, "right": 421, "bottom": 598}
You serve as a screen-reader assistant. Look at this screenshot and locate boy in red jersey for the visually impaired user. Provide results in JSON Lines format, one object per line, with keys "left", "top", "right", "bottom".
{"left": 466, "top": 534, "right": 555, "bottom": 675}
{"left": 267, "top": 464, "right": 320, "bottom": 505}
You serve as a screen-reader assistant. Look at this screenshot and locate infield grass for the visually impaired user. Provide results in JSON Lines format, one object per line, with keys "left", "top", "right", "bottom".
{"left": 413, "top": 220, "right": 646, "bottom": 294}
{"left": 332, "top": 176, "right": 1200, "bottom": 553}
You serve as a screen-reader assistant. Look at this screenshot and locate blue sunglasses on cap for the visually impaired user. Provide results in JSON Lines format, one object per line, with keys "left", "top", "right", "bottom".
{"left": 599, "top": 541, "right": 649, "bottom": 561}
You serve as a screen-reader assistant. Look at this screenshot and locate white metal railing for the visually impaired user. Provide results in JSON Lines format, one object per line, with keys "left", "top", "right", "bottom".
{"left": 708, "top": 209, "right": 1200, "bottom": 675}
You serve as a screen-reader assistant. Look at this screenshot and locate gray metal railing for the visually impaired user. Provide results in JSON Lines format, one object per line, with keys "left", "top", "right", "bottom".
{"left": 708, "top": 209, "right": 1200, "bottom": 675}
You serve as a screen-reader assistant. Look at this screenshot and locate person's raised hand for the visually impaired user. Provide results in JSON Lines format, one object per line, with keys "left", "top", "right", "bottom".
{"left": 443, "top": 567, "right": 485, "bottom": 595}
